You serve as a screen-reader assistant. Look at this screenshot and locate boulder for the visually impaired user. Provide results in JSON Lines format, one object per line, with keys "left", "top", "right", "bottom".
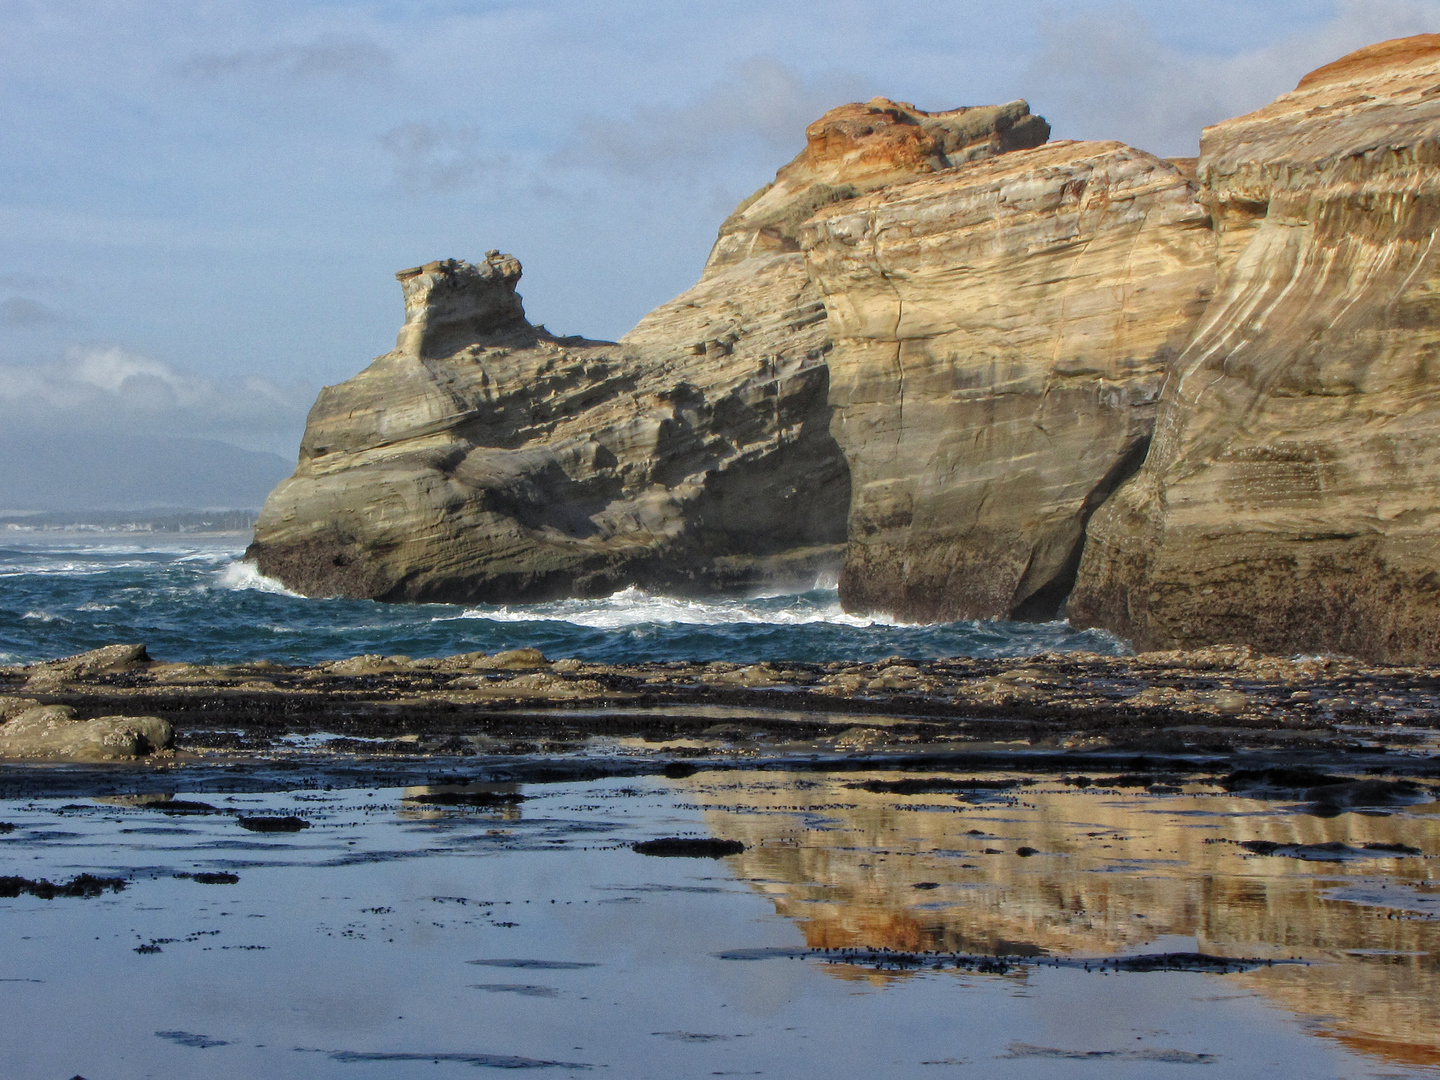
{"left": 0, "top": 697, "right": 41, "bottom": 721}
{"left": 1070, "top": 35, "right": 1440, "bottom": 662}
{"left": 0, "top": 706, "right": 173, "bottom": 761}
{"left": 804, "top": 140, "right": 1215, "bottom": 620}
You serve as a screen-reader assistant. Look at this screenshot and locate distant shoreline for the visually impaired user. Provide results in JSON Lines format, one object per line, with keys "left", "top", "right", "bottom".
{"left": 2, "top": 527, "right": 252, "bottom": 543}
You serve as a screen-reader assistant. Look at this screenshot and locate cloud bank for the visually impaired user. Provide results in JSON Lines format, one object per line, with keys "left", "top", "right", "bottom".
{"left": 0, "top": 347, "right": 311, "bottom": 456}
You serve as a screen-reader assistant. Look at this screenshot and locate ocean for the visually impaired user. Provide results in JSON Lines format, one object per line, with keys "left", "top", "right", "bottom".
{"left": 0, "top": 534, "right": 1127, "bottom": 666}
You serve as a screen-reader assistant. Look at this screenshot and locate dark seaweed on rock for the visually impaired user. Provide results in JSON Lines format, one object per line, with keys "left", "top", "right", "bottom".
{"left": 1240, "top": 840, "right": 1422, "bottom": 861}
{"left": 0, "top": 873, "right": 125, "bottom": 899}
{"left": 326, "top": 1051, "right": 591, "bottom": 1069}
{"left": 1363, "top": 841, "right": 1424, "bottom": 854}
{"left": 152, "top": 800, "right": 221, "bottom": 815}
{"left": 714, "top": 946, "right": 1286, "bottom": 975}
{"left": 404, "top": 791, "right": 526, "bottom": 807}
{"left": 1221, "top": 767, "right": 1347, "bottom": 792}
{"left": 850, "top": 778, "right": 1019, "bottom": 795}
{"left": 155, "top": 1031, "right": 230, "bottom": 1049}
{"left": 190, "top": 872, "right": 241, "bottom": 884}
{"left": 632, "top": 837, "right": 746, "bottom": 858}
{"left": 466, "top": 959, "right": 599, "bottom": 970}
{"left": 1221, "top": 770, "right": 1431, "bottom": 812}
{"left": 1306, "top": 779, "right": 1429, "bottom": 812}
{"left": 237, "top": 816, "right": 310, "bottom": 833}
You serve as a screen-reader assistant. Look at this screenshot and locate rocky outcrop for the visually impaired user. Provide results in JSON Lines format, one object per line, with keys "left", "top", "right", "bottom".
{"left": 249, "top": 40, "right": 1440, "bottom": 658}
{"left": 1070, "top": 35, "right": 1440, "bottom": 662}
{"left": 0, "top": 703, "right": 172, "bottom": 761}
{"left": 23, "top": 643, "right": 151, "bottom": 690}
{"left": 703, "top": 98, "right": 1048, "bottom": 273}
{"left": 247, "top": 99, "right": 1049, "bottom": 604}
{"left": 804, "top": 141, "right": 1216, "bottom": 621}
{"left": 248, "top": 246, "right": 851, "bottom": 601}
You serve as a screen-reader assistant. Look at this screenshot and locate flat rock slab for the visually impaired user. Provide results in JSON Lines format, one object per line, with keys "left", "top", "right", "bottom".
{"left": 0, "top": 706, "right": 172, "bottom": 761}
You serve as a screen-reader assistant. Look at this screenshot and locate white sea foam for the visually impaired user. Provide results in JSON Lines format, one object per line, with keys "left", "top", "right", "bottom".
{"left": 22, "top": 610, "right": 70, "bottom": 623}
{"left": 446, "top": 585, "right": 891, "bottom": 630}
{"left": 75, "top": 601, "right": 119, "bottom": 612}
{"left": 216, "top": 560, "right": 302, "bottom": 597}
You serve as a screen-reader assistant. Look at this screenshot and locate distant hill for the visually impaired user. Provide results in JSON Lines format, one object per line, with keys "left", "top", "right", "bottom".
{"left": 0, "top": 435, "right": 292, "bottom": 511}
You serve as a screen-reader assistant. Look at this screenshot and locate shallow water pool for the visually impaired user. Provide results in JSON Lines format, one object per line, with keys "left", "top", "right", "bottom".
{"left": 0, "top": 771, "right": 1436, "bottom": 1078}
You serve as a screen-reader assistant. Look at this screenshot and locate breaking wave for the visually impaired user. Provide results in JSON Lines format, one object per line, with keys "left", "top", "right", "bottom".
{"left": 0, "top": 537, "right": 1130, "bottom": 666}
{"left": 216, "top": 560, "right": 301, "bottom": 597}
{"left": 449, "top": 585, "right": 888, "bottom": 630}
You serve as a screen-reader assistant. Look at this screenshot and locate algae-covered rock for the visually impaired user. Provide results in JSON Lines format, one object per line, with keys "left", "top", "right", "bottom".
{"left": 24, "top": 644, "right": 151, "bottom": 689}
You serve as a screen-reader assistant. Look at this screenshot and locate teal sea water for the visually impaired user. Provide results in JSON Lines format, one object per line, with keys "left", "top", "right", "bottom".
{"left": 0, "top": 535, "right": 1127, "bottom": 666}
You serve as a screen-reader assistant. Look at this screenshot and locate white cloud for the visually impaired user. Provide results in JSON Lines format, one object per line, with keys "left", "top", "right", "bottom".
{"left": 0, "top": 346, "right": 311, "bottom": 454}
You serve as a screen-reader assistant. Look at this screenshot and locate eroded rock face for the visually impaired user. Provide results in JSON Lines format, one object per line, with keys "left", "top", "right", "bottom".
{"left": 249, "top": 98, "right": 1051, "bottom": 605}
{"left": 805, "top": 141, "right": 1216, "bottom": 621}
{"left": 1070, "top": 36, "right": 1440, "bottom": 662}
{"left": 706, "top": 98, "right": 1049, "bottom": 272}
{"left": 248, "top": 248, "right": 851, "bottom": 601}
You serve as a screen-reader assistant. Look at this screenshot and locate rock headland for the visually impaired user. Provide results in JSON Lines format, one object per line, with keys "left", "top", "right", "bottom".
{"left": 250, "top": 36, "right": 1440, "bottom": 663}
{"left": 249, "top": 247, "right": 849, "bottom": 601}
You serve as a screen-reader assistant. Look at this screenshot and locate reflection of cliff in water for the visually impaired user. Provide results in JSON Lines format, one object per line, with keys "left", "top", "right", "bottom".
{"left": 678, "top": 773, "right": 1440, "bottom": 1067}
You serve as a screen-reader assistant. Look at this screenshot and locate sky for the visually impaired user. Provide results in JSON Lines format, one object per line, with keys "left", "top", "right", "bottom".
{"left": 1, "top": 0, "right": 1438, "bottom": 499}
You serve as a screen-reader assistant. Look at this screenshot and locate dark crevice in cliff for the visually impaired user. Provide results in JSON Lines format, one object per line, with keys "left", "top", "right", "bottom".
{"left": 1014, "top": 435, "right": 1153, "bottom": 623}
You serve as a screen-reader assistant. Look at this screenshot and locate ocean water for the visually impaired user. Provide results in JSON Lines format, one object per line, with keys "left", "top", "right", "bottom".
{"left": 0, "top": 535, "right": 1127, "bottom": 666}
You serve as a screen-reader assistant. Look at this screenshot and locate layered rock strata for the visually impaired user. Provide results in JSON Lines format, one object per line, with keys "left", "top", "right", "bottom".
{"left": 248, "top": 250, "right": 850, "bottom": 601}
{"left": 804, "top": 141, "right": 1215, "bottom": 621}
{"left": 249, "top": 100, "right": 1051, "bottom": 604}
{"left": 1070, "top": 36, "right": 1440, "bottom": 662}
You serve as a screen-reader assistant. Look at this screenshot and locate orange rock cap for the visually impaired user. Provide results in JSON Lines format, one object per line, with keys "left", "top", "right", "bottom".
{"left": 1297, "top": 33, "right": 1440, "bottom": 90}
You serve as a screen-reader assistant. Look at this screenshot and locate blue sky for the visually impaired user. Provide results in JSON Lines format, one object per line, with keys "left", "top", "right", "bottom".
{"left": 0, "top": 0, "right": 1436, "bottom": 460}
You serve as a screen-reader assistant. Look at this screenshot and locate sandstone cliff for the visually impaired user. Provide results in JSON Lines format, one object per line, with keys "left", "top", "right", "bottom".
{"left": 1069, "top": 35, "right": 1440, "bottom": 662}
{"left": 804, "top": 141, "right": 1215, "bottom": 621}
{"left": 248, "top": 99, "right": 1053, "bottom": 604}
{"left": 248, "top": 248, "right": 849, "bottom": 601}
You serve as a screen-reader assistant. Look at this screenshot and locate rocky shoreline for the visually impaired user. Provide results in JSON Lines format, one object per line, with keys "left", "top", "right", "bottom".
{"left": 2, "top": 643, "right": 1438, "bottom": 797}
{"left": 246, "top": 35, "right": 1440, "bottom": 664}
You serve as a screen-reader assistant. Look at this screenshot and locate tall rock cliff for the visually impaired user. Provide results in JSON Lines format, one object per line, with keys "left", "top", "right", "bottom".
{"left": 804, "top": 141, "right": 1216, "bottom": 621}
{"left": 1069, "top": 36, "right": 1440, "bottom": 662}
{"left": 248, "top": 99, "right": 1052, "bottom": 604}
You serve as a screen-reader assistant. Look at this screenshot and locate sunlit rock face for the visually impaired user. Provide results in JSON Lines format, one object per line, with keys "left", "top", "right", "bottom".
{"left": 1070, "top": 35, "right": 1440, "bottom": 662}
{"left": 804, "top": 141, "right": 1216, "bottom": 621}
{"left": 248, "top": 251, "right": 850, "bottom": 601}
{"left": 248, "top": 98, "right": 1048, "bottom": 605}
